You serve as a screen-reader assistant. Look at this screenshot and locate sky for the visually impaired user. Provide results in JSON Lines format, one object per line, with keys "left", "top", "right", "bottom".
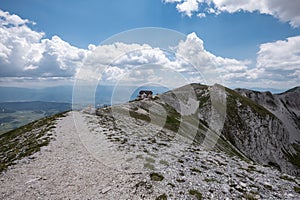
{"left": 0, "top": 0, "right": 300, "bottom": 90}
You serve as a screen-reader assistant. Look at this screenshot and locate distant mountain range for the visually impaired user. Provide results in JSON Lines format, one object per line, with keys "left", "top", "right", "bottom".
{"left": 0, "top": 85, "right": 288, "bottom": 104}
{"left": 0, "top": 85, "right": 169, "bottom": 105}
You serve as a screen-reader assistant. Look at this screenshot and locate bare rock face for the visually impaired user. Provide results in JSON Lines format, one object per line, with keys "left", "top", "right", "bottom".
{"left": 235, "top": 87, "right": 300, "bottom": 143}
{"left": 178, "top": 86, "right": 300, "bottom": 176}
{"left": 221, "top": 88, "right": 299, "bottom": 176}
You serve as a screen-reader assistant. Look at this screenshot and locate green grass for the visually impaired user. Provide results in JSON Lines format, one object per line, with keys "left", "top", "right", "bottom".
{"left": 150, "top": 172, "right": 164, "bottom": 181}
{"left": 189, "top": 189, "right": 202, "bottom": 200}
{"left": 0, "top": 111, "right": 68, "bottom": 172}
{"left": 159, "top": 160, "right": 169, "bottom": 166}
{"left": 243, "top": 193, "right": 257, "bottom": 200}
{"left": 294, "top": 186, "right": 300, "bottom": 193}
{"left": 190, "top": 167, "right": 201, "bottom": 174}
{"left": 160, "top": 103, "right": 181, "bottom": 132}
{"left": 144, "top": 163, "right": 155, "bottom": 170}
{"left": 155, "top": 193, "right": 167, "bottom": 200}
{"left": 115, "top": 100, "right": 181, "bottom": 134}
{"left": 264, "top": 184, "right": 272, "bottom": 190}
{"left": 145, "top": 157, "right": 155, "bottom": 163}
{"left": 279, "top": 175, "right": 295, "bottom": 182}
{"left": 203, "top": 178, "right": 217, "bottom": 182}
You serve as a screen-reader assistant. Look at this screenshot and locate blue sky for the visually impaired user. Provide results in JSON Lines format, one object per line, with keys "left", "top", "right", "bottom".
{"left": 1, "top": 0, "right": 300, "bottom": 90}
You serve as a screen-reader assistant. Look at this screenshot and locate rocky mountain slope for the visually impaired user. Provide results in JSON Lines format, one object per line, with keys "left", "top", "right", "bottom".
{"left": 235, "top": 87, "right": 300, "bottom": 143}
{"left": 234, "top": 86, "right": 300, "bottom": 175}
{"left": 1, "top": 83, "right": 300, "bottom": 199}
{"left": 117, "top": 83, "right": 300, "bottom": 176}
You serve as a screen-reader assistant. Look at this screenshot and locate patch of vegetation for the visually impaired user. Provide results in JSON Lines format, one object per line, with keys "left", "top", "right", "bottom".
{"left": 176, "top": 179, "right": 185, "bottom": 183}
{"left": 157, "top": 142, "right": 168, "bottom": 147}
{"left": 189, "top": 189, "right": 202, "bottom": 200}
{"left": 198, "top": 94, "right": 210, "bottom": 108}
{"left": 160, "top": 103, "right": 181, "bottom": 133}
{"left": 294, "top": 186, "right": 300, "bottom": 193}
{"left": 235, "top": 187, "right": 246, "bottom": 193}
{"left": 144, "top": 163, "right": 155, "bottom": 170}
{"left": 203, "top": 178, "right": 217, "bottom": 183}
{"left": 148, "top": 137, "right": 156, "bottom": 144}
{"left": 264, "top": 184, "right": 273, "bottom": 190}
{"left": 135, "top": 180, "right": 153, "bottom": 190}
{"left": 129, "top": 110, "right": 151, "bottom": 122}
{"left": 280, "top": 175, "right": 295, "bottom": 182}
{"left": 143, "top": 148, "right": 149, "bottom": 153}
{"left": 120, "top": 138, "right": 128, "bottom": 144}
{"left": 0, "top": 111, "right": 68, "bottom": 172}
{"left": 150, "top": 172, "right": 164, "bottom": 181}
{"left": 167, "top": 182, "right": 175, "bottom": 187}
{"left": 179, "top": 171, "right": 185, "bottom": 176}
{"left": 147, "top": 152, "right": 157, "bottom": 157}
{"left": 159, "top": 160, "right": 169, "bottom": 166}
{"left": 155, "top": 193, "right": 167, "bottom": 200}
{"left": 190, "top": 167, "right": 201, "bottom": 174}
{"left": 215, "top": 170, "right": 223, "bottom": 175}
{"left": 243, "top": 193, "right": 257, "bottom": 200}
{"left": 145, "top": 157, "right": 155, "bottom": 163}
{"left": 125, "top": 99, "right": 182, "bottom": 133}
{"left": 200, "top": 165, "right": 208, "bottom": 170}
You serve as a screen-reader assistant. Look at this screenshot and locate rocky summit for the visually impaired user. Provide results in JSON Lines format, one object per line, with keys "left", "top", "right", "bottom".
{"left": 1, "top": 83, "right": 300, "bottom": 199}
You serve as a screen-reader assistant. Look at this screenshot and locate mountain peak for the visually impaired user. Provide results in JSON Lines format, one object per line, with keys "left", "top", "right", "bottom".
{"left": 279, "top": 86, "right": 300, "bottom": 95}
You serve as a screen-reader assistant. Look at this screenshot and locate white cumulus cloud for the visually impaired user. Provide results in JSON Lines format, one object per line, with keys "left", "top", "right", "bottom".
{"left": 1, "top": 9, "right": 299, "bottom": 89}
{"left": 255, "top": 36, "right": 300, "bottom": 82}
{"left": 176, "top": 0, "right": 200, "bottom": 17}
{"left": 0, "top": 9, "right": 87, "bottom": 80}
{"left": 163, "top": 0, "right": 300, "bottom": 27}
{"left": 174, "top": 32, "right": 250, "bottom": 83}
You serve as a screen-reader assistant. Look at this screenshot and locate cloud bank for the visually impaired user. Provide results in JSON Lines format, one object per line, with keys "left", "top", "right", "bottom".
{"left": 163, "top": 0, "right": 300, "bottom": 27}
{"left": 0, "top": 9, "right": 299, "bottom": 89}
{"left": 0, "top": 10, "right": 87, "bottom": 82}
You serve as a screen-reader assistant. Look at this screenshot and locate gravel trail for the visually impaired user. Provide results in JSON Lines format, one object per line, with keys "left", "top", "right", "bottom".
{"left": 0, "top": 111, "right": 147, "bottom": 200}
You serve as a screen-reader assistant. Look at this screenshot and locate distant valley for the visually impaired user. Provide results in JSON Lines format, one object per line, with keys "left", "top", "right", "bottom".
{"left": 0, "top": 85, "right": 169, "bottom": 134}
{"left": 0, "top": 101, "right": 71, "bottom": 134}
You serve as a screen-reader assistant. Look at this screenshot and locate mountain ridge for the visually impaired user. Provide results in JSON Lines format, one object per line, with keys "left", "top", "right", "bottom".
{"left": 114, "top": 83, "right": 300, "bottom": 176}
{"left": 1, "top": 83, "right": 300, "bottom": 199}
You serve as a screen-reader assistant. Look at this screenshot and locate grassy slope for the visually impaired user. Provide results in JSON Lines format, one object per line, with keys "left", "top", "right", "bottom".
{"left": 0, "top": 111, "right": 69, "bottom": 172}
